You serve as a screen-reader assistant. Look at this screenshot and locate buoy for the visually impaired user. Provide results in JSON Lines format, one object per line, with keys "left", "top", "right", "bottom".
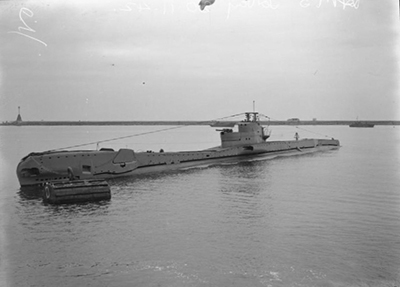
{"left": 42, "top": 180, "right": 111, "bottom": 204}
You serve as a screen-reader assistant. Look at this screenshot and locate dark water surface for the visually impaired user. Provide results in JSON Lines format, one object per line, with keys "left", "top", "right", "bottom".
{"left": 1, "top": 125, "right": 399, "bottom": 286}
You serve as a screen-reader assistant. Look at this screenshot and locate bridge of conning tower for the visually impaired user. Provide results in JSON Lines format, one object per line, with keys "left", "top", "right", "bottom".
{"left": 243, "top": 112, "right": 259, "bottom": 122}
{"left": 219, "top": 112, "right": 269, "bottom": 148}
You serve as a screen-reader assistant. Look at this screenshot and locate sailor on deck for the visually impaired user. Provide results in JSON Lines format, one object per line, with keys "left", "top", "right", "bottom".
{"left": 294, "top": 132, "right": 299, "bottom": 141}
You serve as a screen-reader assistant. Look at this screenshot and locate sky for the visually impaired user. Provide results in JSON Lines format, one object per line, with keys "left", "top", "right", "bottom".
{"left": 0, "top": 0, "right": 399, "bottom": 121}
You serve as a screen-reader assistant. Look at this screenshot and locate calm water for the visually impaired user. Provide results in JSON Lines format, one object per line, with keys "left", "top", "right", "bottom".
{"left": 1, "top": 125, "right": 399, "bottom": 287}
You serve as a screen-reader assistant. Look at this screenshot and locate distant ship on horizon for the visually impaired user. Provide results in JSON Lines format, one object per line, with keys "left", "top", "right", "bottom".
{"left": 349, "top": 117, "right": 374, "bottom": 128}
{"left": 349, "top": 122, "right": 374, "bottom": 128}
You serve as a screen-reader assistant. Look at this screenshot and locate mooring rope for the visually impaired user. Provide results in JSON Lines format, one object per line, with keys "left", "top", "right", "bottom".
{"left": 47, "top": 125, "right": 186, "bottom": 152}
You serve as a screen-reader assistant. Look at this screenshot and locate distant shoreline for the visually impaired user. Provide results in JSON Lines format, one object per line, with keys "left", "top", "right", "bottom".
{"left": 1, "top": 120, "right": 399, "bottom": 126}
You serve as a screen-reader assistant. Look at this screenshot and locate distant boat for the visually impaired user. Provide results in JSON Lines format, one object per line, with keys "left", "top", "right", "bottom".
{"left": 349, "top": 121, "right": 374, "bottom": 128}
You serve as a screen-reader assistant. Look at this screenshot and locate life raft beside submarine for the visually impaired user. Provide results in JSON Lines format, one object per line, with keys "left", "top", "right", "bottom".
{"left": 42, "top": 179, "right": 111, "bottom": 204}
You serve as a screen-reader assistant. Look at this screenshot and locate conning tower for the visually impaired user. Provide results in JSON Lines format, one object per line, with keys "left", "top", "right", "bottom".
{"left": 219, "top": 112, "right": 269, "bottom": 148}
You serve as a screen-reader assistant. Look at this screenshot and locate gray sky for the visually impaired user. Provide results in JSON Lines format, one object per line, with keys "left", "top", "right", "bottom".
{"left": 0, "top": 0, "right": 399, "bottom": 121}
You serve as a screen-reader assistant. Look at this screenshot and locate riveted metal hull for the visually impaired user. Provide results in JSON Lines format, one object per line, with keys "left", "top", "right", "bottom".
{"left": 17, "top": 138, "right": 339, "bottom": 187}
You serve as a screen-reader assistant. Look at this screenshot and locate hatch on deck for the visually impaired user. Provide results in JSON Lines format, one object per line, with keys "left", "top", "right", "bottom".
{"left": 113, "top": 149, "right": 135, "bottom": 163}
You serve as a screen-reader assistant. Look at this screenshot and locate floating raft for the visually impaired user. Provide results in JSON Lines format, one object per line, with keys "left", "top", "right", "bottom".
{"left": 42, "top": 179, "right": 111, "bottom": 204}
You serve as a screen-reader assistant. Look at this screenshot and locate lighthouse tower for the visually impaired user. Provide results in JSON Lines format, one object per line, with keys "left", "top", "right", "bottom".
{"left": 16, "top": 106, "right": 22, "bottom": 122}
